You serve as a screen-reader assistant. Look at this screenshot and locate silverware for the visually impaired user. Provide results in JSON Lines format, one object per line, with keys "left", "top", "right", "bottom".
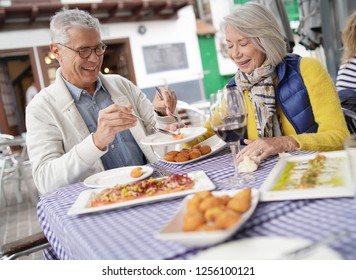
{"left": 155, "top": 86, "right": 181, "bottom": 135}
{"left": 151, "top": 162, "right": 172, "bottom": 177}
{"left": 131, "top": 112, "right": 177, "bottom": 136}
{"left": 280, "top": 230, "right": 349, "bottom": 260}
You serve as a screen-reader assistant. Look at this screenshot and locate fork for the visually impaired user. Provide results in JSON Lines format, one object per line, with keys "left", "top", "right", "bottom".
{"left": 131, "top": 112, "right": 177, "bottom": 136}
{"left": 151, "top": 162, "right": 172, "bottom": 177}
{"left": 155, "top": 86, "right": 181, "bottom": 135}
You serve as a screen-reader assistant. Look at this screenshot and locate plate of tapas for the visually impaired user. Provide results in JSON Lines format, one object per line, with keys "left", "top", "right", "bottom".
{"left": 83, "top": 166, "right": 154, "bottom": 188}
{"left": 159, "top": 135, "right": 227, "bottom": 165}
{"left": 68, "top": 170, "right": 216, "bottom": 216}
{"left": 260, "top": 151, "right": 354, "bottom": 201}
{"left": 155, "top": 188, "right": 259, "bottom": 247}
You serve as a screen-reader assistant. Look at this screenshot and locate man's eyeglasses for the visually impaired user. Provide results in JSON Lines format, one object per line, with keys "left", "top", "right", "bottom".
{"left": 57, "top": 43, "right": 107, "bottom": 59}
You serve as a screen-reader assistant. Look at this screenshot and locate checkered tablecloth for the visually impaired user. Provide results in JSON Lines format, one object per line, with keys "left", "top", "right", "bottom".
{"left": 37, "top": 148, "right": 356, "bottom": 259}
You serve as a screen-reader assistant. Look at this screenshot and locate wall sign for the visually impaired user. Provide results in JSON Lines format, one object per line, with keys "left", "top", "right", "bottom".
{"left": 143, "top": 43, "right": 189, "bottom": 74}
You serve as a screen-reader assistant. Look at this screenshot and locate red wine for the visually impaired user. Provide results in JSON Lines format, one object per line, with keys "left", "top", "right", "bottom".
{"left": 214, "top": 125, "right": 246, "bottom": 143}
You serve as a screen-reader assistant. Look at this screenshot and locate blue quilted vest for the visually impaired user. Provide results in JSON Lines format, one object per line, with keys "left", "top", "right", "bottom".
{"left": 227, "top": 53, "right": 318, "bottom": 134}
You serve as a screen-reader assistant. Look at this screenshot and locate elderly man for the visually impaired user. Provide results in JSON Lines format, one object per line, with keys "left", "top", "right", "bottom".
{"left": 26, "top": 8, "right": 177, "bottom": 194}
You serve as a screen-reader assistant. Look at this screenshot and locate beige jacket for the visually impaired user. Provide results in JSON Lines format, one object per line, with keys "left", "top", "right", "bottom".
{"left": 26, "top": 68, "right": 171, "bottom": 194}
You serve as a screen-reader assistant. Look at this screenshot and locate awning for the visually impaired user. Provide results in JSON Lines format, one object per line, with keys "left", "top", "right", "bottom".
{"left": 0, "top": 0, "right": 193, "bottom": 31}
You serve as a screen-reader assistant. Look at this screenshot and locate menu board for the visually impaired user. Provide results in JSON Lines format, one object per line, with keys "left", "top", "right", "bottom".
{"left": 143, "top": 43, "right": 189, "bottom": 74}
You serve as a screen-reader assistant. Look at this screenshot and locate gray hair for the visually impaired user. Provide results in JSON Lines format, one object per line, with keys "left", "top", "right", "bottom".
{"left": 221, "top": 2, "right": 286, "bottom": 66}
{"left": 50, "top": 8, "right": 101, "bottom": 44}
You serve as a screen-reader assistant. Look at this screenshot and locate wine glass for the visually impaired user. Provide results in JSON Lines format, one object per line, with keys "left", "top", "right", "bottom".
{"left": 210, "top": 86, "right": 253, "bottom": 185}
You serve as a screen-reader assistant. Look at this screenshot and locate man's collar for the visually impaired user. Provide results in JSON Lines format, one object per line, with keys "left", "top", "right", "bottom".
{"left": 62, "top": 77, "right": 108, "bottom": 102}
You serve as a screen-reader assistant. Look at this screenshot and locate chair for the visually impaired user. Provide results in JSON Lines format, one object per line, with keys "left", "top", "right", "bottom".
{"left": 0, "top": 133, "right": 37, "bottom": 207}
{"left": 342, "top": 108, "right": 356, "bottom": 134}
{"left": 0, "top": 231, "right": 49, "bottom": 260}
{"left": 0, "top": 156, "right": 22, "bottom": 206}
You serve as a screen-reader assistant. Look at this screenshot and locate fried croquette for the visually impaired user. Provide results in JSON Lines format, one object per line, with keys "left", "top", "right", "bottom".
{"left": 188, "top": 149, "right": 201, "bottom": 159}
{"left": 199, "top": 145, "right": 212, "bottom": 155}
{"left": 183, "top": 212, "right": 205, "bottom": 232}
{"left": 187, "top": 196, "right": 202, "bottom": 213}
{"left": 166, "top": 150, "right": 179, "bottom": 156}
{"left": 199, "top": 196, "right": 225, "bottom": 212}
{"left": 163, "top": 154, "right": 176, "bottom": 162}
{"left": 204, "top": 206, "right": 225, "bottom": 222}
{"left": 219, "top": 195, "right": 231, "bottom": 206}
{"left": 215, "top": 210, "right": 241, "bottom": 229}
{"left": 233, "top": 188, "right": 252, "bottom": 201}
{"left": 227, "top": 197, "right": 251, "bottom": 213}
{"left": 130, "top": 167, "right": 143, "bottom": 178}
{"left": 175, "top": 152, "right": 190, "bottom": 162}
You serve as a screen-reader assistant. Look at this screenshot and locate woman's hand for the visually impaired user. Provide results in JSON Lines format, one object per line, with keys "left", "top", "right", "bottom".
{"left": 93, "top": 104, "right": 137, "bottom": 150}
{"left": 237, "top": 136, "right": 299, "bottom": 162}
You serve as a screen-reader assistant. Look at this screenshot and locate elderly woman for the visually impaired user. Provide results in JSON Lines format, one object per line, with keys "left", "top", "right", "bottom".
{"left": 186, "top": 2, "right": 349, "bottom": 161}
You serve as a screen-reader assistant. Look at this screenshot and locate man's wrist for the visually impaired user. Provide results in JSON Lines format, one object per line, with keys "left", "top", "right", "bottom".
{"left": 92, "top": 133, "right": 107, "bottom": 151}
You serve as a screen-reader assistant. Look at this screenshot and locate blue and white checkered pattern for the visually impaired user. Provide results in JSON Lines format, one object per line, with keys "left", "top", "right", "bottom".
{"left": 37, "top": 148, "right": 356, "bottom": 259}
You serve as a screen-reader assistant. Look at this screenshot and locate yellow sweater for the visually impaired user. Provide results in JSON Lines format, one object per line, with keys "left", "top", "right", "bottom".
{"left": 184, "top": 57, "right": 349, "bottom": 151}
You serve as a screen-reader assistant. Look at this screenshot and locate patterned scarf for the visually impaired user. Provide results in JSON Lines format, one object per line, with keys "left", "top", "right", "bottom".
{"left": 235, "top": 60, "right": 282, "bottom": 138}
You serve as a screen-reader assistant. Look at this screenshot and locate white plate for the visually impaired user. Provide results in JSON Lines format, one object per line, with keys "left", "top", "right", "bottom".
{"left": 83, "top": 166, "right": 154, "bottom": 188}
{"left": 140, "top": 127, "right": 207, "bottom": 146}
{"left": 159, "top": 135, "right": 227, "bottom": 165}
{"left": 260, "top": 151, "right": 355, "bottom": 202}
{"left": 68, "top": 170, "right": 216, "bottom": 216}
{"left": 190, "top": 236, "right": 343, "bottom": 260}
{"left": 155, "top": 189, "right": 259, "bottom": 247}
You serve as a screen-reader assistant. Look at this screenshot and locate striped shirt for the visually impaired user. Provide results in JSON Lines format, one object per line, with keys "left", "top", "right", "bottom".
{"left": 336, "top": 56, "right": 356, "bottom": 91}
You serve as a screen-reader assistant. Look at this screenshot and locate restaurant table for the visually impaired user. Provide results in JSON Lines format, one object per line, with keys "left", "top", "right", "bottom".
{"left": 37, "top": 148, "right": 356, "bottom": 260}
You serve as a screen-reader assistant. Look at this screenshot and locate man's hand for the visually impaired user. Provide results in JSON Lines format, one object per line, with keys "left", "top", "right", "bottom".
{"left": 236, "top": 136, "right": 299, "bottom": 162}
{"left": 152, "top": 87, "right": 177, "bottom": 116}
{"left": 92, "top": 104, "right": 137, "bottom": 150}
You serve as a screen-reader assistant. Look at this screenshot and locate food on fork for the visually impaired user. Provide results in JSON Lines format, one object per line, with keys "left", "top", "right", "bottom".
{"left": 89, "top": 173, "right": 194, "bottom": 207}
{"left": 172, "top": 133, "right": 185, "bottom": 140}
{"left": 130, "top": 167, "right": 143, "bottom": 178}
{"left": 182, "top": 188, "right": 252, "bottom": 232}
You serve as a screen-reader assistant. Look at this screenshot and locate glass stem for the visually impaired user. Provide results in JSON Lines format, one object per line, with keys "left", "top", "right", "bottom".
{"left": 230, "top": 143, "right": 240, "bottom": 176}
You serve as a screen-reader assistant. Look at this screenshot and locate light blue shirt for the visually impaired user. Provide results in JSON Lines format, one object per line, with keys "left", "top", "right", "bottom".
{"left": 63, "top": 78, "right": 146, "bottom": 170}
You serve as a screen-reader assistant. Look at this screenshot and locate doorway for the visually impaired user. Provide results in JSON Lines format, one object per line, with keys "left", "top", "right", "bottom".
{"left": 0, "top": 48, "right": 38, "bottom": 135}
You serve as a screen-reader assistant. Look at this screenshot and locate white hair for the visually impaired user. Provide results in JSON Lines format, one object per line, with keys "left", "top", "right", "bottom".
{"left": 221, "top": 2, "right": 287, "bottom": 66}
{"left": 50, "top": 8, "right": 101, "bottom": 44}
